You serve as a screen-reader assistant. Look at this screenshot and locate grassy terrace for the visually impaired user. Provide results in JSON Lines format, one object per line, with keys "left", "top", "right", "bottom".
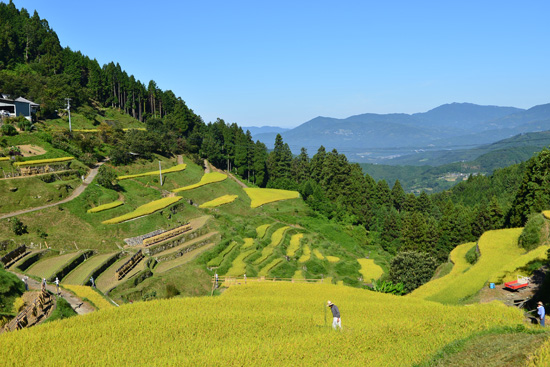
{"left": 62, "top": 253, "right": 118, "bottom": 285}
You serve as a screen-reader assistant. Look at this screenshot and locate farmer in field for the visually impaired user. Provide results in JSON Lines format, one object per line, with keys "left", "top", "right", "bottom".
{"left": 54, "top": 277, "right": 60, "bottom": 296}
{"left": 538, "top": 301, "right": 545, "bottom": 327}
{"left": 90, "top": 276, "right": 96, "bottom": 288}
{"left": 327, "top": 301, "right": 342, "bottom": 330}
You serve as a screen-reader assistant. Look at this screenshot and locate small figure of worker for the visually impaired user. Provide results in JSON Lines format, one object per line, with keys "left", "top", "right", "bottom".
{"left": 244, "top": 273, "right": 247, "bottom": 284}
{"left": 54, "top": 277, "right": 60, "bottom": 296}
{"left": 41, "top": 278, "right": 47, "bottom": 291}
{"left": 90, "top": 276, "right": 96, "bottom": 288}
{"left": 538, "top": 301, "right": 546, "bottom": 327}
{"left": 327, "top": 300, "right": 342, "bottom": 330}
{"left": 215, "top": 273, "right": 219, "bottom": 288}
{"left": 22, "top": 276, "right": 28, "bottom": 291}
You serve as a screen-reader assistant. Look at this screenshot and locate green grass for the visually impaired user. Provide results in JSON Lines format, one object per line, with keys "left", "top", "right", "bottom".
{"left": 207, "top": 241, "right": 238, "bottom": 267}
{"left": 416, "top": 326, "right": 548, "bottom": 367}
{"left": 62, "top": 253, "right": 118, "bottom": 285}
{"left": 44, "top": 297, "right": 77, "bottom": 323}
{"left": 155, "top": 243, "right": 216, "bottom": 274}
{"left": 225, "top": 248, "right": 257, "bottom": 277}
{"left": 26, "top": 252, "right": 81, "bottom": 280}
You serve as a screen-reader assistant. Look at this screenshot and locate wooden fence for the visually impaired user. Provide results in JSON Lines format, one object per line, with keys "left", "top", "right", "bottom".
{"left": 115, "top": 250, "right": 144, "bottom": 280}
{"left": 0, "top": 245, "right": 26, "bottom": 268}
{"left": 1, "top": 289, "right": 52, "bottom": 333}
{"left": 142, "top": 223, "right": 192, "bottom": 247}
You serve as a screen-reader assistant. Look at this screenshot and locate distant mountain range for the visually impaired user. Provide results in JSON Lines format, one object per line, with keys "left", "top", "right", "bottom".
{"left": 241, "top": 126, "right": 289, "bottom": 136}
{"left": 248, "top": 102, "right": 550, "bottom": 165}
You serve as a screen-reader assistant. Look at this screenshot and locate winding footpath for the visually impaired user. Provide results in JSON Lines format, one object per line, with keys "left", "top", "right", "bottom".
{"left": 0, "top": 162, "right": 104, "bottom": 220}
{"left": 9, "top": 270, "right": 95, "bottom": 315}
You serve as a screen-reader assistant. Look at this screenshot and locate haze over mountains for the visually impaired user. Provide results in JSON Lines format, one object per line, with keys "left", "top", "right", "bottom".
{"left": 247, "top": 102, "right": 550, "bottom": 165}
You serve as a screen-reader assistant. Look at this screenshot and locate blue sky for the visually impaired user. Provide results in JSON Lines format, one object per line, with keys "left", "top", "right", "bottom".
{"left": 15, "top": 0, "right": 550, "bottom": 128}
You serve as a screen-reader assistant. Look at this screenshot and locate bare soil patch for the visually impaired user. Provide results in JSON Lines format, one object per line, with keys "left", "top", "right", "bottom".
{"left": 17, "top": 145, "right": 46, "bottom": 157}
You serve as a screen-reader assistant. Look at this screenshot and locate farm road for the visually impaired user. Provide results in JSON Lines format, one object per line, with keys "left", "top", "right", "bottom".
{"left": 9, "top": 270, "right": 95, "bottom": 315}
{"left": 0, "top": 162, "right": 104, "bottom": 220}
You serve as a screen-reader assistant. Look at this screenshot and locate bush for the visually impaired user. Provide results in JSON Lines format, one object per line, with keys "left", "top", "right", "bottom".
{"left": 165, "top": 284, "right": 180, "bottom": 298}
{"left": 11, "top": 217, "right": 27, "bottom": 236}
{"left": 465, "top": 245, "right": 480, "bottom": 265}
{"left": 518, "top": 213, "right": 546, "bottom": 251}
{"left": 45, "top": 297, "right": 77, "bottom": 323}
{"left": 96, "top": 165, "right": 118, "bottom": 190}
{"left": 1, "top": 124, "right": 17, "bottom": 136}
{"left": 389, "top": 251, "right": 437, "bottom": 294}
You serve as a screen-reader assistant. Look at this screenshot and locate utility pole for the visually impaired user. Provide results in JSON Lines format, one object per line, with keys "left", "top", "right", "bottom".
{"left": 159, "top": 161, "right": 163, "bottom": 186}
{"left": 65, "top": 98, "right": 72, "bottom": 132}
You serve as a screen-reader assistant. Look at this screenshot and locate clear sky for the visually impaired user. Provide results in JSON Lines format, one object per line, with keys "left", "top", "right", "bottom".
{"left": 14, "top": 0, "right": 550, "bottom": 128}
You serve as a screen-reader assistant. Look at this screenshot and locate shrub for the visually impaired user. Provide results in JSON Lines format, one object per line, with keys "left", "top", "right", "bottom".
{"left": 389, "top": 251, "right": 437, "bottom": 294}
{"left": 1, "top": 124, "right": 17, "bottom": 136}
{"left": 96, "top": 165, "right": 118, "bottom": 190}
{"left": 518, "top": 213, "right": 546, "bottom": 251}
{"left": 465, "top": 245, "right": 480, "bottom": 265}
{"left": 165, "top": 284, "right": 180, "bottom": 298}
{"left": 11, "top": 217, "right": 27, "bottom": 236}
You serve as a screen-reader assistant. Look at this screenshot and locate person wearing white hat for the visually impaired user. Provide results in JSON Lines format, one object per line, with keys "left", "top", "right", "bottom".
{"left": 537, "top": 301, "right": 545, "bottom": 327}
{"left": 327, "top": 301, "right": 342, "bottom": 330}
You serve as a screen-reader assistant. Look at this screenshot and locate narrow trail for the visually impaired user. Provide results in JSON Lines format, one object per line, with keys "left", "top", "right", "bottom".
{"left": 9, "top": 270, "right": 95, "bottom": 315}
{"left": 0, "top": 162, "right": 104, "bottom": 220}
{"left": 204, "top": 159, "right": 248, "bottom": 189}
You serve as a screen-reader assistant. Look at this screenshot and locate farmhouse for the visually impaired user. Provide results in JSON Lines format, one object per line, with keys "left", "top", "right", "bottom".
{"left": 0, "top": 93, "right": 39, "bottom": 121}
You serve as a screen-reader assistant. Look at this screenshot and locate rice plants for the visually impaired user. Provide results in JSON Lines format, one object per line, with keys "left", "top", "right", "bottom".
{"left": 357, "top": 258, "right": 384, "bottom": 282}
{"left": 87, "top": 201, "right": 124, "bottom": 213}
{"left": 244, "top": 188, "right": 300, "bottom": 208}
{"left": 199, "top": 195, "right": 238, "bottom": 208}
{"left": 117, "top": 163, "right": 186, "bottom": 180}
{"left": 102, "top": 196, "right": 182, "bottom": 224}
{"left": 13, "top": 156, "right": 74, "bottom": 166}
{"left": 172, "top": 172, "right": 227, "bottom": 193}
{"left": 286, "top": 233, "right": 303, "bottom": 257}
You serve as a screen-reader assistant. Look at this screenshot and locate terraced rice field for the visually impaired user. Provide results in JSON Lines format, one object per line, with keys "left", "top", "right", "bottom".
{"left": 63, "top": 253, "right": 119, "bottom": 285}
{"left": 313, "top": 249, "right": 325, "bottom": 260}
{"left": 253, "top": 226, "right": 290, "bottom": 264}
{"left": 225, "top": 248, "right": 256, "bottom": 277}
{"left": 172, "top": 172, "right": 227, "bottom": 193}
{"left": 26, "top": 252, "right": 81, "bottom": 280}
{"left": 292, "top": 269, "right": 305, "bottom": 280}
{"left": 409, "top": 242, "right": 476, "bottom": 299}
{"left": 199, "top": 194, "right": 238, "bottom": 208}
{"left": 357, "top": 258, "right": 384, "bottom": 282}
{"left": 95, "top": 254, "right": 133, "bottom": 292}
{"left": 417, "top": 229, "right": 528, "bottom": 304}
{"left": 155, "top": 243, "right": 216, "bottom": 273}
{"left": 0, "top": 282, "right": 526, "bottom": 366}
{"left": 13, "top": 156, "right": 74, "bottom": 167}
{"left": 153, "top": 233, "right": 218, "bottom": 260}
{"left": 286, "top": 234, "right": 303, "bottom": 257}
{"left": 102, "top": 196, "right": 182, "bottom": 224}
{"left": 256, "top": 224, "right": 271, "bottom": 239}
{"left": 63, "top": 285, "right": 114, "bottom": 310}
{"left": 258, "top": 258, "right": 283, "bottom": 277}
{"left": 117, "top": 163, "right": 186, "bottom": 180}
{"left": 299, "top": 244, "right": 311, "bottom": 263}
{"left": 87, "top": 201, "right": 124, "bottom": 213}
{"left": 244, "top": 188, "right": 300, "bottom": 208}
{"left": 241, "top": 238, "right": 255, "bottom": 249}
{"left": 326, "top": 256, "right": 340, "bottom": 263}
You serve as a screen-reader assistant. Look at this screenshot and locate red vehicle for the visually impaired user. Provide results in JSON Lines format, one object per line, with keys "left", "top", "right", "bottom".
{"left": 504, "top": 275, "right": 530, "bottom": 290}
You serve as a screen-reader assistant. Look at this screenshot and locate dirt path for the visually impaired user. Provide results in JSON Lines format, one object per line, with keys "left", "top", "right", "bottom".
{"left": 9, "top": 270, "right": 95, "bottom": 315}
{"left": 0, "top": 162, "right": 104, "bottom": 220}
{"left": 204, "top": 159, "right": 248, "bottom": 189}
